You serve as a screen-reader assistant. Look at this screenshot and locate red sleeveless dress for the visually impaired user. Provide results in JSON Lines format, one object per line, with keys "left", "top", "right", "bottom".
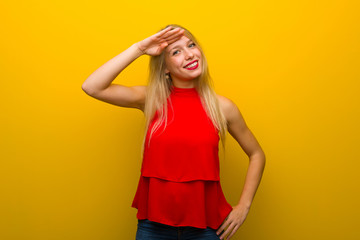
{"left": 131, "top": 86, "right": 232, "bottom": 230}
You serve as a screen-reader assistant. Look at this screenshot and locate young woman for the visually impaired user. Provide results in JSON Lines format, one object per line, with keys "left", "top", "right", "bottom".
{"left": 82, "top": 24, "right": 266, "bottom": 240}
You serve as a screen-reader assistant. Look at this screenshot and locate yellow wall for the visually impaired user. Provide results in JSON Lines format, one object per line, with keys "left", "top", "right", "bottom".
{"left": 1, "top": 0, "right": 359, "bottom": 239}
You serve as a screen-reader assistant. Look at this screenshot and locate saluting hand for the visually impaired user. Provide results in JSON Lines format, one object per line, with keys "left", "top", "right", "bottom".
{"left": 136, "top": 26, "right": 185, "bottom": 56}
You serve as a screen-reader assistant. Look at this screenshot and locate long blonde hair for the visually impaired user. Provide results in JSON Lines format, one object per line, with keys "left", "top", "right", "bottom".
{"left": 142, "top": 24, "right": 227, "bottom": 155}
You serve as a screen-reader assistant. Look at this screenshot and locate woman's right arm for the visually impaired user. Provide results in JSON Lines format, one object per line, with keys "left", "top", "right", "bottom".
{"left": 81, "top": 43, "right": 147, "bottom": 111}
{"left": 81, "top": 26, "right": 185, "bottom": 112}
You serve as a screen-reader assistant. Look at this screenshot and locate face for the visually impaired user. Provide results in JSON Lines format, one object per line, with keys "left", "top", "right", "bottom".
{"left": 164, "top": 35, "right": 202, "bottom": 83}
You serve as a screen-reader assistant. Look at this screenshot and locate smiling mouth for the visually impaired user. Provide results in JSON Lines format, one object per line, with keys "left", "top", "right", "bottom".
{"left": 184, "top": 60, "right": 199, "bottom": 70}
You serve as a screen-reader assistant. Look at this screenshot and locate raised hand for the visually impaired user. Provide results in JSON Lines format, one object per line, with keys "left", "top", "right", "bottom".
{"left": 136, "top": 26, "right": 185, "bottom": 56}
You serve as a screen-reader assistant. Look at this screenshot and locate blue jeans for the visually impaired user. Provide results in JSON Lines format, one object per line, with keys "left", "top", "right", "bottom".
{"left": 135, "top": 219, "right": 221, "bottom": 240}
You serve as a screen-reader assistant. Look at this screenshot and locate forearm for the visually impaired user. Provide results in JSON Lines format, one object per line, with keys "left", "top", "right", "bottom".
{"left": 237, "top": 151, "right": 266, "bottom": 209}
{"left": 82, "top": 43, "right": 144, "bottom": 93}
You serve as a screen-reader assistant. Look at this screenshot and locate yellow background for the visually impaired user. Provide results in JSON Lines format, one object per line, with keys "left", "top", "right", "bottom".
{"left": 1, "top": 0, "right": 359, "bottom": 239}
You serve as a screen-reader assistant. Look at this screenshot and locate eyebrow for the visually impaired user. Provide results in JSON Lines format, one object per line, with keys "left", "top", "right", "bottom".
{"left": 168, "top": 39, "right": 192, "bottom": 52}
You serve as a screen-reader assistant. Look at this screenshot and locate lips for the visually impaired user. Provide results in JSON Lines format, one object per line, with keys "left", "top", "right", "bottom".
{"left": 184, "top": 60, "right": 198, "bottom": 68}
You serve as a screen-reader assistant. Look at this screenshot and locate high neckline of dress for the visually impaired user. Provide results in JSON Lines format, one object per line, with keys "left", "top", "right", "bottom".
{"left": 171, "top": 86, "right": 198, "bottom": 96}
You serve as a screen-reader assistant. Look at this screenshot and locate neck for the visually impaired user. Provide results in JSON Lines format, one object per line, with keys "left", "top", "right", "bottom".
{"left": 171, "top": 79, "right": 197, "bottom": 88}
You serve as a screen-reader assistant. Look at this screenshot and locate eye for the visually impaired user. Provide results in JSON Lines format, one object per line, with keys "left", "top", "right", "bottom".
{"left": 172, "top": 50, "right": 179, "bottom": 56}
{"left": 189, "top": 42, "right": 196, "bottom": 47}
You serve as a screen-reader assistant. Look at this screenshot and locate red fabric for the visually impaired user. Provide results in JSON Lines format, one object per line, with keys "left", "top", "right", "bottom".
{"left": 131, "top": 86, "right": 232, "bottom": 230}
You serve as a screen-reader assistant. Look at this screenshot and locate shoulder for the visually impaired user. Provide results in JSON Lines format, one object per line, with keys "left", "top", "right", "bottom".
{"left": 216, "top": 94, "right": 235, "bottom": 109}
{"left": 216, "top": 94, "right": 238, "bottom": 122}
{"left": 216, "top": 94, "right": 249, "bottom": 135}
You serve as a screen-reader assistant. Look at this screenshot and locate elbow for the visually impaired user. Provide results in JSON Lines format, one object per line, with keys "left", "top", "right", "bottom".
{"left": 262, "top": 152, "right": 266, "bottom": 167}
{"left": 258, "top": 150, "right": 266, "bottom": 164}
{"left": 260, "top": 151, "right": 266, "bottom": 170}
{"left": 250, "top": 150, "right": 266, "bottom": 167}
{"left": 81, "top": 83, "right": 95, "bottom": 96}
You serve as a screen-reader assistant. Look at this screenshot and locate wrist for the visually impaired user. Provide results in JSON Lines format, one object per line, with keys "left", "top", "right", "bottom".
{"left": 236, "top": 200, "right": 252, "bottom": 210}
{"left": 134, "top": 42, "right": 145, "bottom": 55}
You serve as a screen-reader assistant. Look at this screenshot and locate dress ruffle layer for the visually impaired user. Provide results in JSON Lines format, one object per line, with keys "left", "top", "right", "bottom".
{"left": 131, "top": 175, "right": 233, "bottom": 230}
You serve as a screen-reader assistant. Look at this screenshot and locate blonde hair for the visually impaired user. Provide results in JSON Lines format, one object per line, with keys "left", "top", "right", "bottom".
{"left": 141, "top": 24, "right": 227, "bottom": 155}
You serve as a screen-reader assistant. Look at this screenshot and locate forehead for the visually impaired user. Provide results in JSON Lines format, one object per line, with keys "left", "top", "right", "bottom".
{"left": 166, "top": 35, "right": 191, "bottom": 52}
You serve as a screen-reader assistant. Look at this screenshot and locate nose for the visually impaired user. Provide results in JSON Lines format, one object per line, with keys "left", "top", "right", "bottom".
{"left": 184, "top": 48, "right": 194, "bottom": 60}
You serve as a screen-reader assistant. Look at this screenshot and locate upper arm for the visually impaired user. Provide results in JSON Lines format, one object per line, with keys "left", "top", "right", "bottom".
{"left": 82, "top": 84, "right": 147, "bottom": 111}
{"left": 217, "top": 95, "right": 263, "bottom": 157}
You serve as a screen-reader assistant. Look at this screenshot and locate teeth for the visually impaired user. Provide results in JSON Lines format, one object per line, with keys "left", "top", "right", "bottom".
{"left": 186, "top": 61, "right": 197, "bottom": 68}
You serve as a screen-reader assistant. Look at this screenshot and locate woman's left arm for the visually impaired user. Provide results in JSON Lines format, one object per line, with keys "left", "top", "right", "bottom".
{"left": 216, "top": 96, "right": 266, "bottom": 240}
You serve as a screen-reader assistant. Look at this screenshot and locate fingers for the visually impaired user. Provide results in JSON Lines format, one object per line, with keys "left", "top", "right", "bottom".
{"left": 164, "top": 29, "right": 185, "bottom": 44}
{"left": 155, "top": 26, "right": 173, "bottom": 38}
{"left": 219, "top": 222, "right": 236, "bottom": 240}
{"left": 153, "top": 27, "right": 184, "bottom": 45}
{"left": 227, "top": 225, "right": 239, "bottom": 239}
{"left": 159, "top": 27, "right": 183, "bottom": 40}
{"left": 158, "top": 42, "right": 169, "bottom": 52}
{"left": 216, "top": 222, "right": 228, "bottom": 237}
{"left": 153, "top": 28, "right": 184, "bottom": 52}
{"left": 216, "top": 217, "right": 229, "bottom": 235}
